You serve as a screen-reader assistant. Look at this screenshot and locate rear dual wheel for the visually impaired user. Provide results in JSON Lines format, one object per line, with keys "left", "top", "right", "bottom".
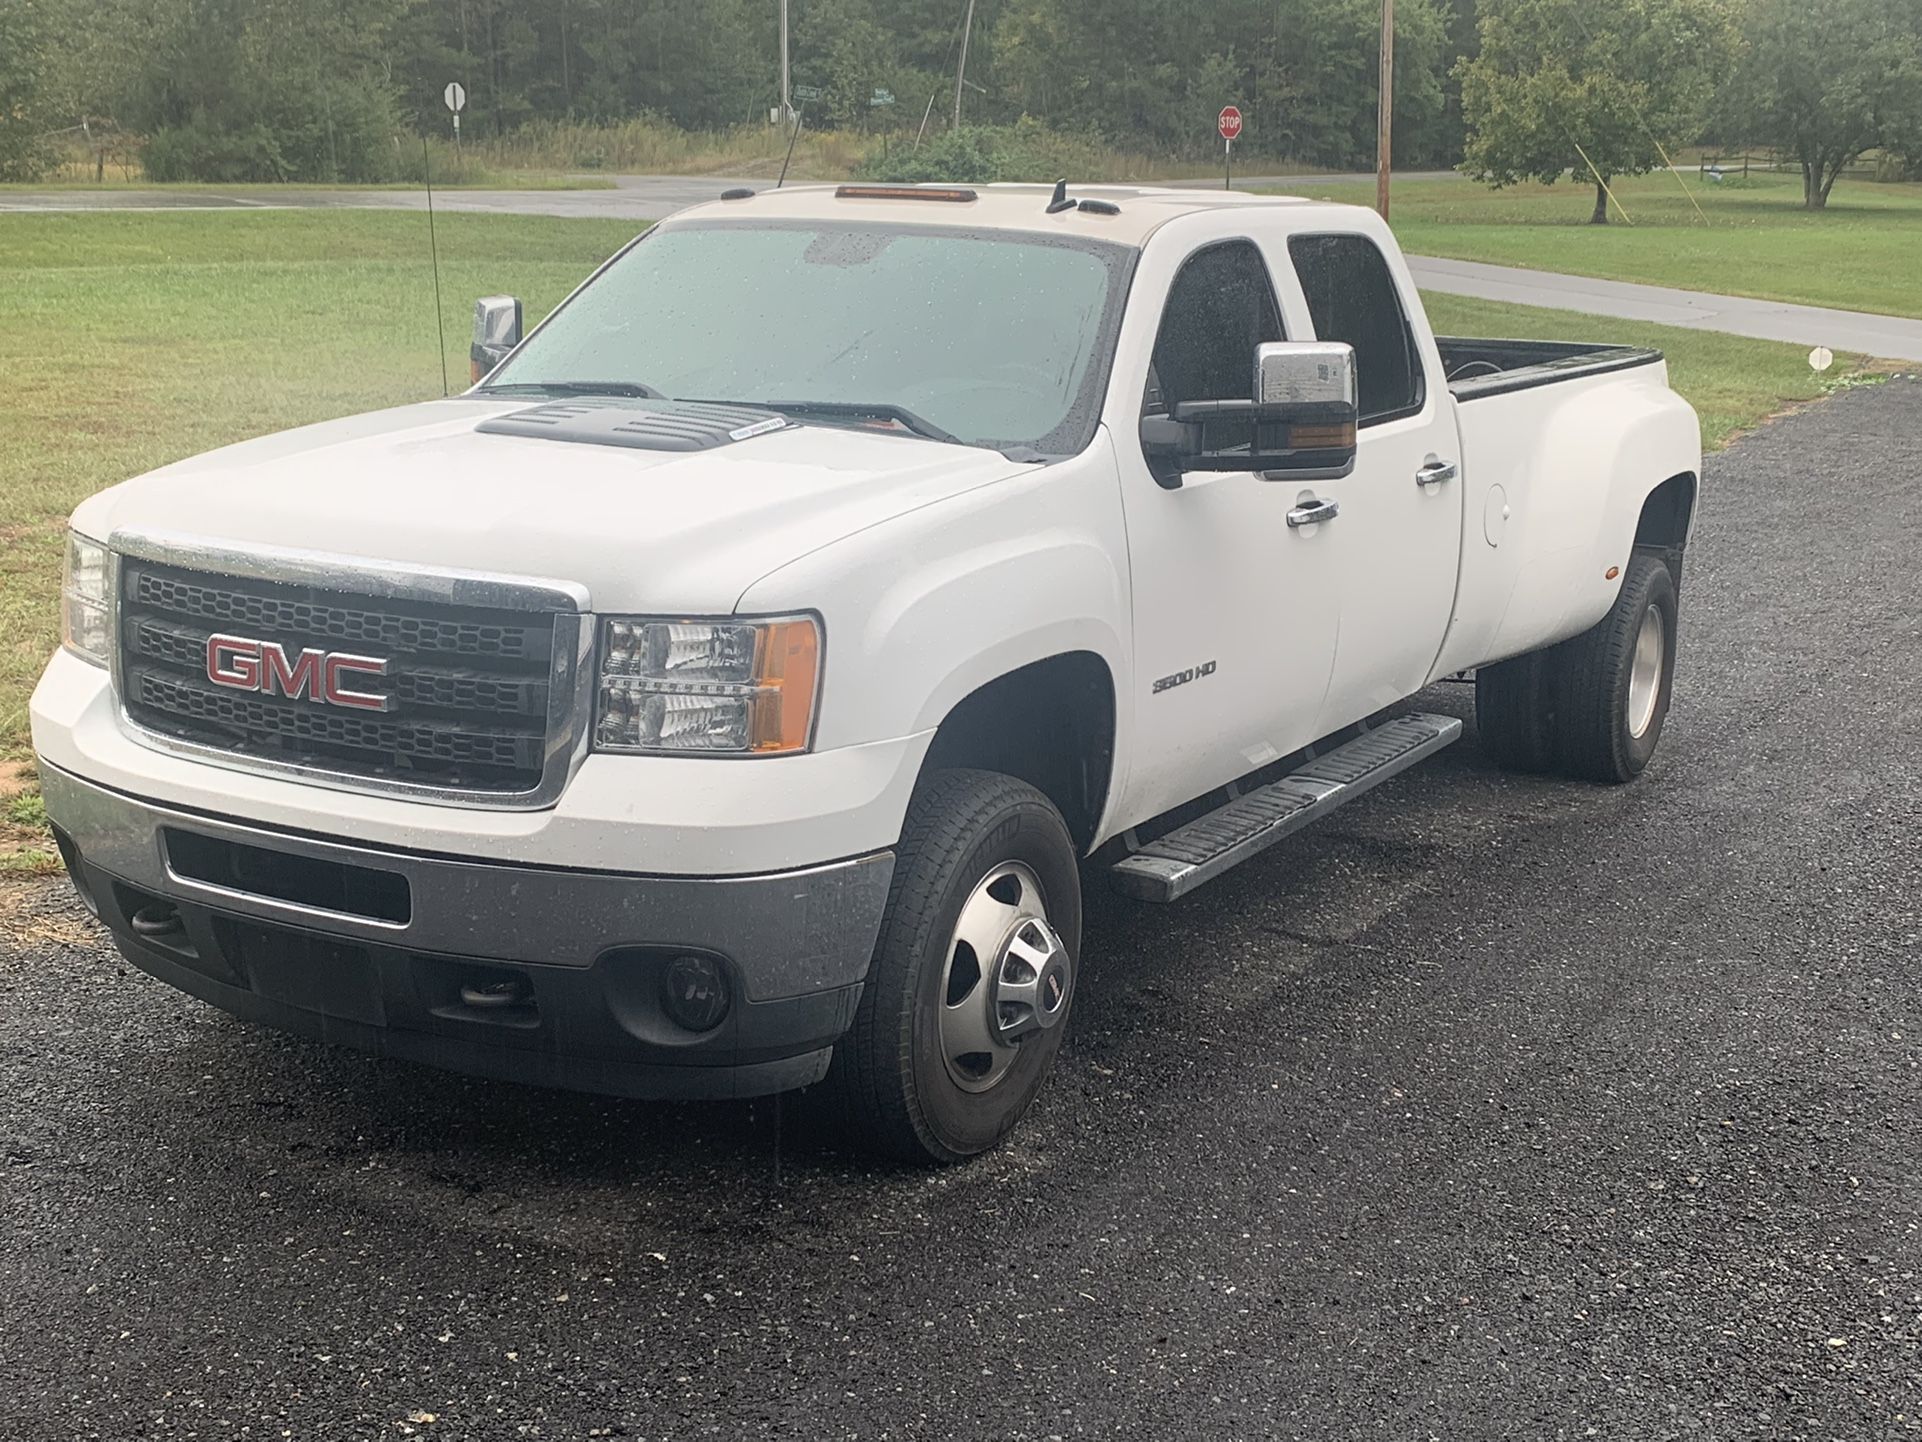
{"left": 820, "top": 769, "right": 1080, "bottom": 1164}
{"left": 1476, "top": 552, "right": 1678, "bottom": 784}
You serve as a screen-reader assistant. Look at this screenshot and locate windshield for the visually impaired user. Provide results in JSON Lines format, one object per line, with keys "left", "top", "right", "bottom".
{"left": 485, "top": 220, "right": 1135, "bottom": 457}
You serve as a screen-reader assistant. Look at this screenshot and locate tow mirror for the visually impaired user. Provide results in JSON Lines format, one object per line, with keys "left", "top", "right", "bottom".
{"left": 470, "top": 295, "right": 524, "bottom": 384}
{"left": 1141, "top": 340, "right": 1358, "bottom": 488}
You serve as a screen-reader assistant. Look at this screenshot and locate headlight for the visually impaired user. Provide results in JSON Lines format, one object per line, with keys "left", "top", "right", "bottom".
{"left": 61, "top": 530, "right": 111, "bottom": 667}
{"left": 594, "top": 616, "right": 820, "bottom": 755}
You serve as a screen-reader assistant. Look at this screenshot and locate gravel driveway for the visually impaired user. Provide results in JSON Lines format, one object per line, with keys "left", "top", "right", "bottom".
{"left": 2, "top": 381, "right": 1918, "bottom": 1440}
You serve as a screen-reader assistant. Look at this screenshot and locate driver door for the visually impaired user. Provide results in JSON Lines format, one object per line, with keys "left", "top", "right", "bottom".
{"left": 1112, "top": 237, "right": 1342, "bottom": 826}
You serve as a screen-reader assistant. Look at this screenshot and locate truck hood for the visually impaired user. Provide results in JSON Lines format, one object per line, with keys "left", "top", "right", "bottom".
{"left": 73, "top": 398, "right": 1034, "bottom": 612}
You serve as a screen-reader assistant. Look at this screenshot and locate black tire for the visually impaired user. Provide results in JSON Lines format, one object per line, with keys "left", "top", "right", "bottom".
{"left": 1552, "top": 552, "right": 1679, "bottom": 783}
{"left": 818, "top": 769, "right": 1082, "bottom": 1165}
{"left": 1475, "top": 649, "right": 1559, "bottom": 773}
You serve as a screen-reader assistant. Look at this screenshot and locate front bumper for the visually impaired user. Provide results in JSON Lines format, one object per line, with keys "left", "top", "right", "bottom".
{"left": 39, "top": 763, "right": 895, "bottom": 1100}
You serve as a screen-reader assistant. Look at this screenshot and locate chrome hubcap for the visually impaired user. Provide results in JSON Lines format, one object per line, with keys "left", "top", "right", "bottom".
{"left": 937, "top": 861, "right": 1070, "bottom": 1094}
{"left": 1627, "top": 606, "right": 1665, "bottom": 739}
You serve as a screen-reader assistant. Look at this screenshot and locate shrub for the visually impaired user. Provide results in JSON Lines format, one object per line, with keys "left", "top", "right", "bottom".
{"left": 143, "top": 121, "right": 289, "bottom": 183}
{"left": 855, "top": 120, "right": 1134, "bottom": 185}
{"left": 0, "top": 129, "right": 54, "bottom": 183}
{"left": 140, "top": 79, "right": 403, "bottom": 183}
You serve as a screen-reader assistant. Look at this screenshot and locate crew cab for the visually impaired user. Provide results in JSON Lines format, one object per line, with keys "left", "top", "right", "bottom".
{"left": 32, "top": 183, "right": 1699, "bottom": 1162}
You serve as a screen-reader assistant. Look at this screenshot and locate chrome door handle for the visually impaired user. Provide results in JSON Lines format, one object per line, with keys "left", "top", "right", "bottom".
{"left": 1286, "top": 497, "right": 1340, "bottom": 529}
{"left": 1416, "top": 459, "right": 1459, "bottom": 488}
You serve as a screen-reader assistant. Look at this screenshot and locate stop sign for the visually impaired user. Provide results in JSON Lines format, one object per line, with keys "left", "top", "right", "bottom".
{"left": 1218, "top": 105, "right": 1243, "bottom": 142}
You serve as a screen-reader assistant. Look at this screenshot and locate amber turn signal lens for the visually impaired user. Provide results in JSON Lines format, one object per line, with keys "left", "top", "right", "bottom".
{"left": 753, "top": 619, "right": 820, "bottom": 753}
{"left": 1289, "top": 422, "right": 1357, "bottom": 450}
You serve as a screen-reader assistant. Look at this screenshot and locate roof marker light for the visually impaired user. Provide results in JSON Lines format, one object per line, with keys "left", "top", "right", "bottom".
{"left": 834, "top": 185, "right": 979, "bottom": 203}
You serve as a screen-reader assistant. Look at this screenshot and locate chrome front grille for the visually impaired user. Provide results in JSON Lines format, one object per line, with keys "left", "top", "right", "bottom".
{"left": 125, "top": 566, "right": 541, "bottom": 659}
{"left": 111, "top": 541, "right": 590, "bottom": 808}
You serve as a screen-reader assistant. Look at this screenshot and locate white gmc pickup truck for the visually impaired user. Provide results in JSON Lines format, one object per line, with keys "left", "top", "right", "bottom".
{"left": 33, "top": 182, "right": 1699, "bottom": 1162}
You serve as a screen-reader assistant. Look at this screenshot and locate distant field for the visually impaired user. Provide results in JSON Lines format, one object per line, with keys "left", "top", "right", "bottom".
{"left": 0, "top": 209, "right": 1869, "bottom": 866}
{"left": 1274, "top": 171, "right": 1922, "bottom": 320}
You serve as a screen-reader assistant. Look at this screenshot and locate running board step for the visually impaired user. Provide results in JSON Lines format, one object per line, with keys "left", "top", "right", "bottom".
{"left": 1109, "top": 713, "right": 1463, "bottom": 903}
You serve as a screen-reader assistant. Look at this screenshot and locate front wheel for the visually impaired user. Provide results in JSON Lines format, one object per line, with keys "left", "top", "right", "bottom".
{"left": 819, "top": 769, "right": 1081, "bottom": 1164}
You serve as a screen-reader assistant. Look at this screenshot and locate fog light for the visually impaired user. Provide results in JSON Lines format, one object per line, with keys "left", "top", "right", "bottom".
{"left": 661, "top": 954, "right": 731, "bottom": 1033}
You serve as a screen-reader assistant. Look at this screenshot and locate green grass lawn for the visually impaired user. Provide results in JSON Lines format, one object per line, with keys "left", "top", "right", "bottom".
{"left": 0, "top": 208, "right": 1870, "bottom": 864}
{"left": 1273, "top": 171, "right": 1922, "bottom": 320}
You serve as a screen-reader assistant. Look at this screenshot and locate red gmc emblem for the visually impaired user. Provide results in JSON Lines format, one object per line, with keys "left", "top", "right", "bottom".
{"left": 206, "top": 634, "right": 392, "bottom": 712}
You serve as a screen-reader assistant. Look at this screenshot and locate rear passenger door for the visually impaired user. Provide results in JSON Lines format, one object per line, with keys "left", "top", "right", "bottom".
{"left": 1285, "top": 231, "right": 1462, "bottom": 726}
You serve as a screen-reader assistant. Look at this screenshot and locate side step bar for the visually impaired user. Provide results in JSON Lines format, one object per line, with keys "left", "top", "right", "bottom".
{"left": 1109, "top": 713, "right": 1463, "bottom": 903}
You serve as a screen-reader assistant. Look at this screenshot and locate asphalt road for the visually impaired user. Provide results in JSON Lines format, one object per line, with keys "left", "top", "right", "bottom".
{"left": 3, "top": 381, "right": 1920, "bottom": 1439}
{"left": 1405, "top": 257, "right": 1922, "bottom": 365}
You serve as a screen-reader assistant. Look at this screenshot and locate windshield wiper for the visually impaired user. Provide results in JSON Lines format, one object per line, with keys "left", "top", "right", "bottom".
{"left": 754, "top": 399, "right": 964, "bottom": 446}
{"left": 478, "top": 379, "right": 665, "bottom": 400}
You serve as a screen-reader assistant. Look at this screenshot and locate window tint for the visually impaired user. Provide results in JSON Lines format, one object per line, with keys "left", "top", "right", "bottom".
{"left": 1145, "top": 240, "right": 1285, "bottom": 414}
{"left": 1288, "top": 233, "right": 1425, "bottom": 425}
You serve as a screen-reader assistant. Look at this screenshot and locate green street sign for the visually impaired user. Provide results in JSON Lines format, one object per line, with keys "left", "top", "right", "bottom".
{"left": 793, "top": 85, "right": 824, "bottom": 103}
{"left": 870, "top": 88, "right": 896, "bottom": 107}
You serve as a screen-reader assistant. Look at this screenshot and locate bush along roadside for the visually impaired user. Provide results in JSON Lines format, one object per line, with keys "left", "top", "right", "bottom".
{"left": 853, "top": 120, "right": 1191, "bottom": 185}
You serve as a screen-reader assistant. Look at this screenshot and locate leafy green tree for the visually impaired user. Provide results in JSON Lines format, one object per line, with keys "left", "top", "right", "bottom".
{"left": 1268, "top": 0, "right": 1452, "bottom": 167}
{"left": 53, "top": 0, "right": 413, "bottom": 181}
{"left": 993, "top": 0, "right": 1451, "bottom": 166}
{"left": 794, "top": 0, "right": 907, "bottom": 129}
{"left": 1459, "top": 0, "right": 1731, "bottom": 223}
{"left": 0, "top": 0, "right": 55, "bottom": 180}
{"left": 1720, "top": 0, "right": 1922, "bottom": 208}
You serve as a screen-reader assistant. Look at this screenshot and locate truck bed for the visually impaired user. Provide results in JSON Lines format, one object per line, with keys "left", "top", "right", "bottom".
{"left": 1438, "top": 336, "right": 1663, "bottom": 402}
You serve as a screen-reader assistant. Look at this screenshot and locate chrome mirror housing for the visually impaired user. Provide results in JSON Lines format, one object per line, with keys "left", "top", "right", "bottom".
{"left": 1255, "top": 340, "right": 1356, "bottom": 415}
{"left": 470, "top": 296, "right": 524, "bottom": 384}
{"left": 1141, "top": 340, "right": 1360, "bottom": 488}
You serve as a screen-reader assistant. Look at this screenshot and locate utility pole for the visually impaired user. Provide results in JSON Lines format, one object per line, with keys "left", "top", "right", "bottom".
{"left": 1376, "top": 0, "right": 1394, "bottom": 219}
{"left": 953, "top": 0, "right": 976, "bottom": 130}
{"left": 779, "top": 0, "right": 792, "bottom": 125}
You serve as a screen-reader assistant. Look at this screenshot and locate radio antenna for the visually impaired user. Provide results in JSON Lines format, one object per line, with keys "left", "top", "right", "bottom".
{"left": 422, "top": 136, "right": 449, "bottom": 396}
{"left": 777, "top": 105, "right": 804, "bottom": 189}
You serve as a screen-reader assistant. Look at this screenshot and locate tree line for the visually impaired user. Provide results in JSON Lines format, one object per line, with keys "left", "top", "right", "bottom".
{"left": 2, "top": 0, "right": 1918, "bottom": 207}
{"left": 3, "top": 0, "right": 1473, "bottom": 179}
